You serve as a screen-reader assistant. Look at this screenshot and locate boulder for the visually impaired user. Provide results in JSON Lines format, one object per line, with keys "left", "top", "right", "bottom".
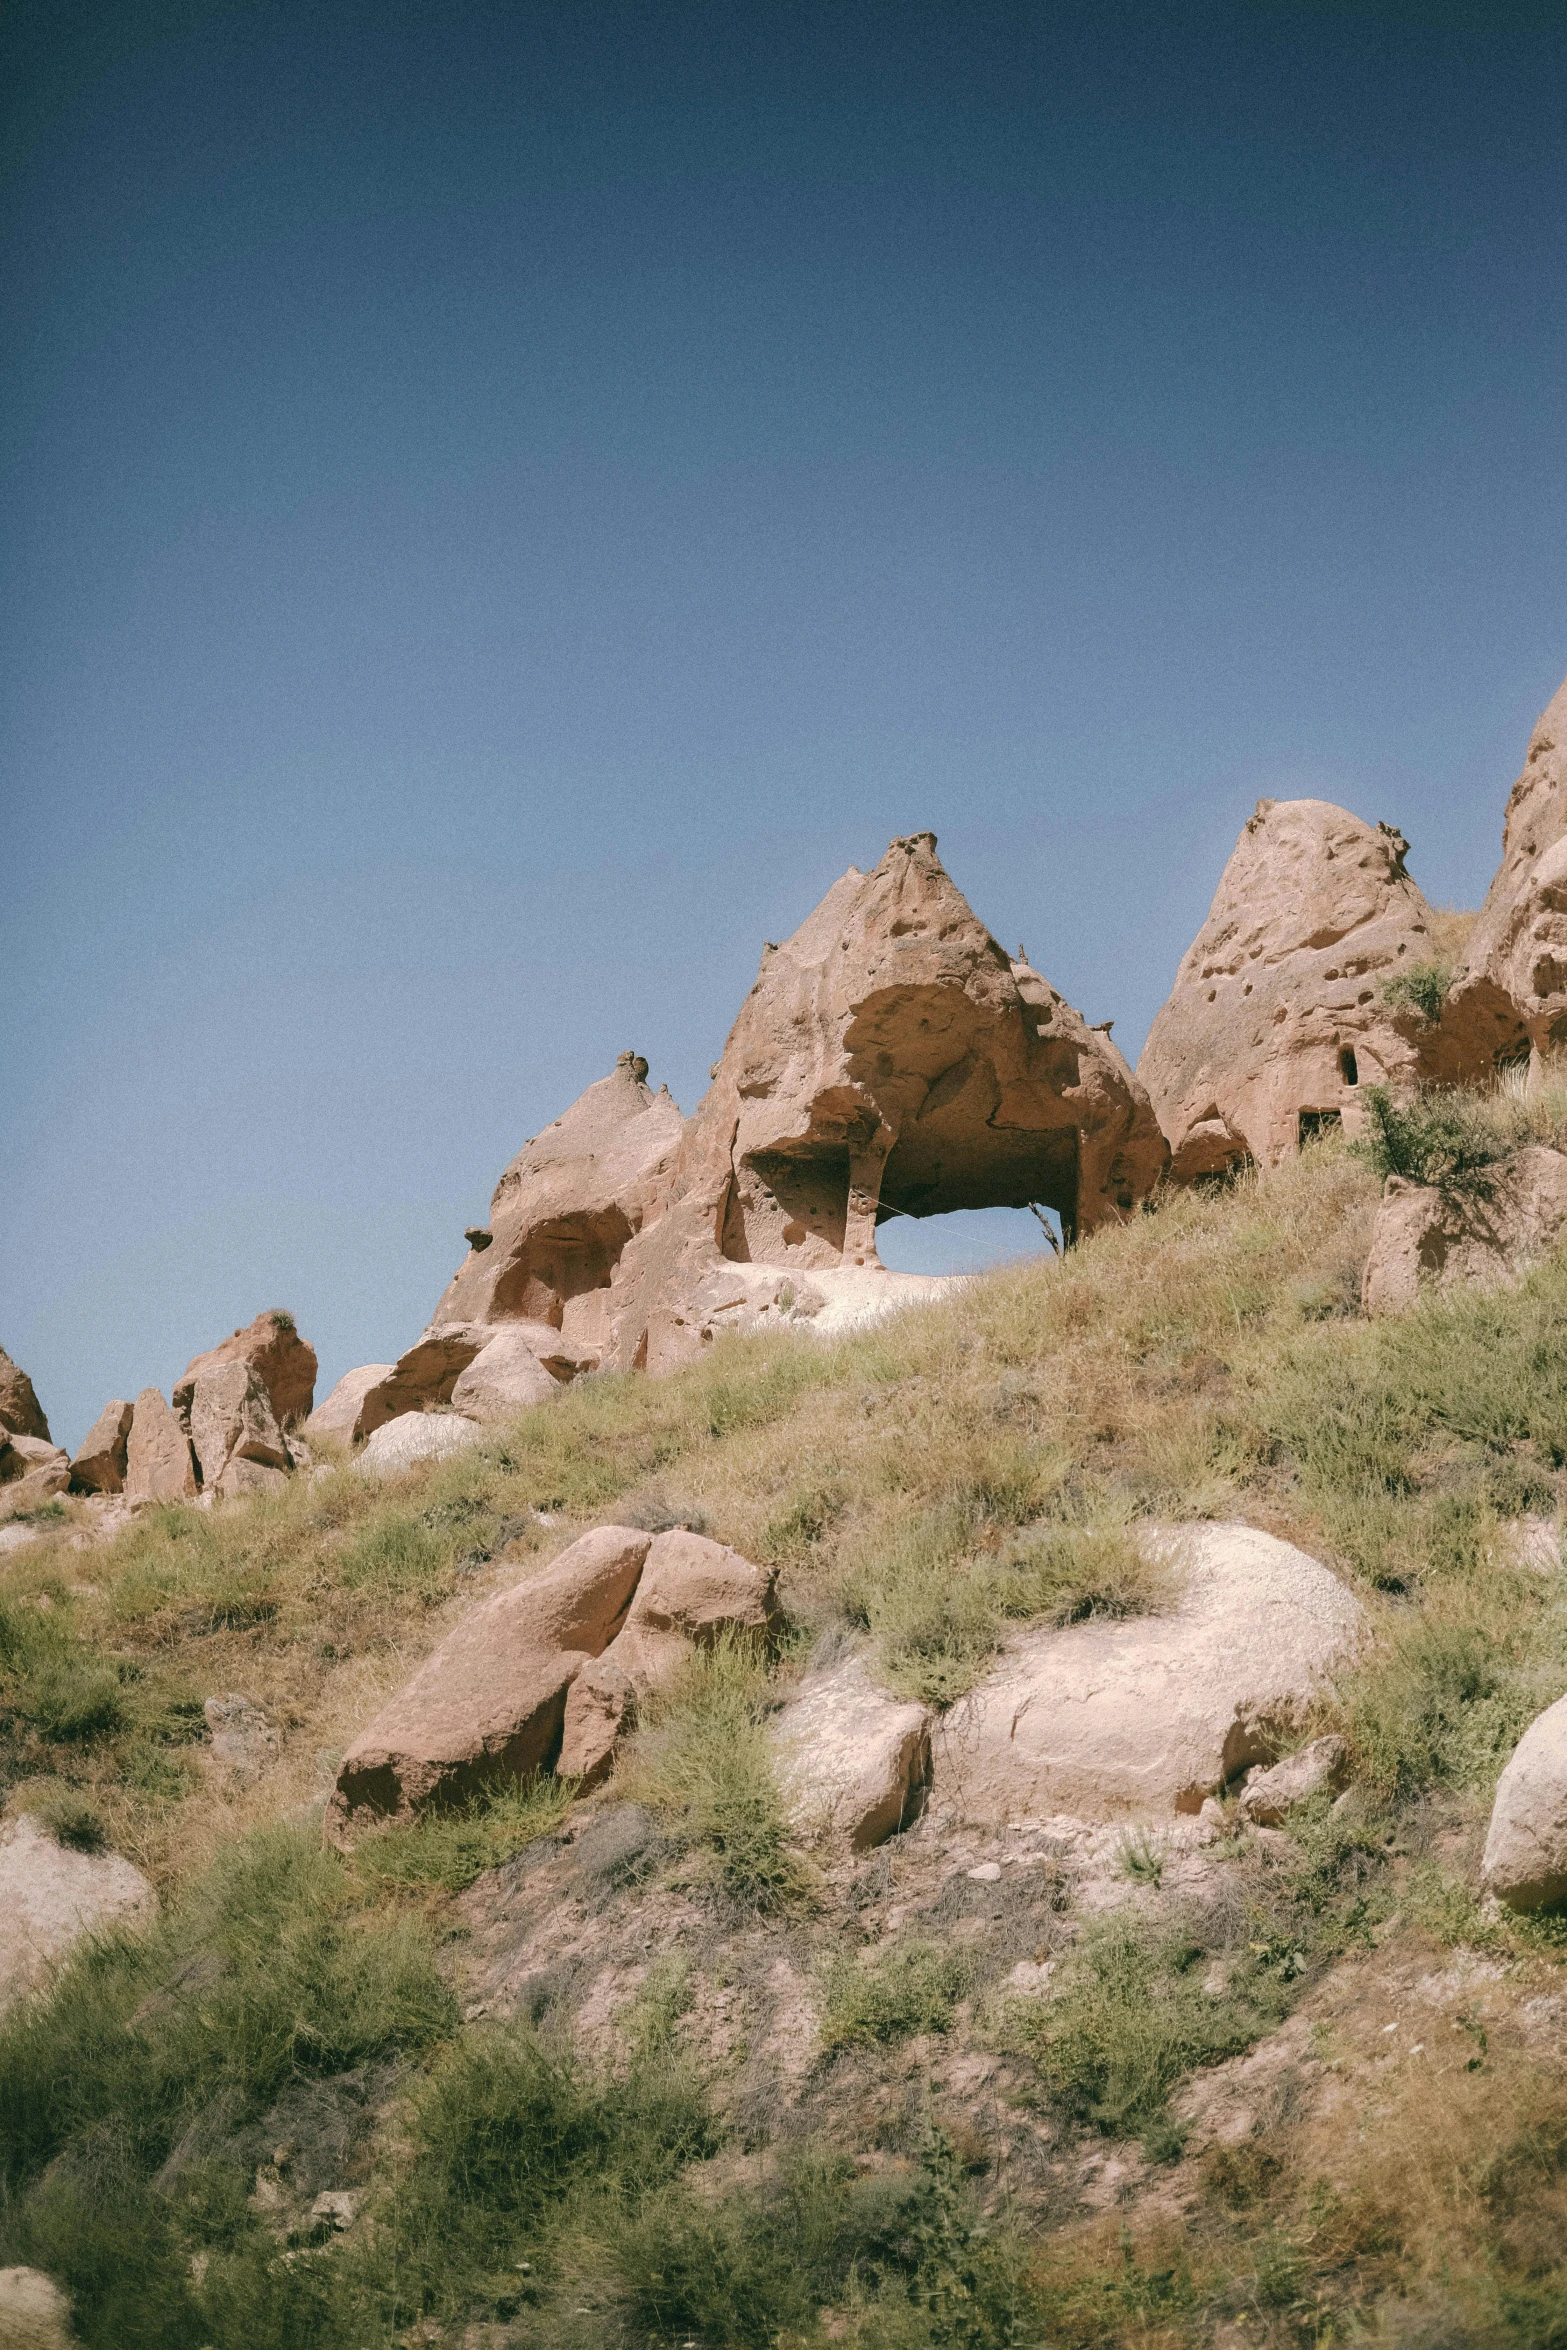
{"left": 557, "top": 1529, "right": 779, "bottom": 1783}
{"left": 1481, "top": 1691, "right": 1567, "bottom": 1912}
{"left": 557, "top": 1652, "right": 637, "bottom": 1787}
{"left": 1137, "top": 798, "right": 1474, "bottom": 1178}
{"left": 939, "top": 1525, "right": 1364, "bottom": 1823}
{"left": 432, "top": 1052, "right": 686, "bottom": 1344}
{"left": 124, "top": 1387, "right": 198, "bottom": 1503}
{"left": 605, "top": 834, "right": 1167, "bottom": 1372}
{"left": 204, "top": 1693, "right": 280, "bottom": 1782}
{"left": 0, "top": 1811, "right": 157, "bottom": 2011}
{"left": 188, "top": 1359, "right": 292, "bottom": 1493}
{"left": 0, "top": 1345, "right": 51, "bottom": 1442}
{"left": 173, "top": 1309, "right": 317, "bottom": 1431}
{"left": 1361, "top": 1146, "right": 1567, "bottom": 1315}
{"left": 0, "top": 1435, "right": 72, "bottom": 1515}
{"left": 448, "top": 1328, "right": 563, "bottom": 1421}
{"left": 69, "top": 1399, "right": 133, "bottom": 1494}
{"left": 353, "top": 1325, "right": 490, "bottom": 1440}
{"left": 1444, "top": 672, "right": 1567, "bottom": 1072}
{"left": 605, "top": 1528, "right": 779, "bottom": 1695}
{"left": 773, "top": 1654, "right": 933, "bottom": 1851}
{"left": 306, "top": 1362, "right": 396, "bottom": 1446}
{"left": 354, "top": 1412, "right": 487, "bottom": 1478}
{"left": 328, "top": 1526, "right": 653, "bottom": 1834}
{"left": 1237, "top": 1734, "right": 1349, "bottom": 1825}
{"left": 0, "top": 2265, "right": 74, "bottom": 2350}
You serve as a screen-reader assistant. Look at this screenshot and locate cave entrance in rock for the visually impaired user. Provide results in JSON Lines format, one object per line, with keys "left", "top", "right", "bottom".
{"left": 875, "top": 1202, "right": 1066, "bottom": 1277}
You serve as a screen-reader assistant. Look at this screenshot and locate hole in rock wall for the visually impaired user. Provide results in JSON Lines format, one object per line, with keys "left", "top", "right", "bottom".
{"left": 1298, "top": 1109, "right": 1342, "bottom": 1147}
{"left": 875, "top": 1203, "right": 1064, "bottom": 1277}
{"left": 1340, "top": 1047, "right": 1359, "bottom": 1086}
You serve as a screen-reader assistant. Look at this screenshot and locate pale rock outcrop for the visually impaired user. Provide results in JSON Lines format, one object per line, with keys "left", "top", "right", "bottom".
{"left": 557, "top": 1529, "right": 779, "bottom": 1786}
{"left": 0, "top": 2265, "right": 74, "bottom": 2350}
{"left": 354, "top": 1413, "right": 487, "bottom": 1478}
{"left": 205, "top": 1692, "right": 279, "bottom": 1782}
{"left": 189, "top": 1359, "right": 292, "bottom": 1496}
{"left": 306, "top": 1363, "right": 396, "bottom": 1446}
{"left": 1138, "top": 800, "right": 1469, "bottom": 1177}
{"left": 69, "top": 1399, "right": 133, "bottom": 1494}
{"left": 0, "top": 1812, "right": 157, "bottom": 2010}
{"left": 124, "top": 1387, "right": 198, "bottom": 1503}
{"left": 773, "top": 1655, "right": 933, "bottom": 1851}
{"left": 939, "top": 1525, "right": 1364, "bottom": 1823}
{"left": 173, "top": 1309, "right": 317, "bottom": 1431}
{"left": 0, "top": 1346, "right": 51, "bottom": 1442}
{"left": 434, "top": 1052, "right": 685, "bottom": 1343}
{"left": 1237, "top": 1734, "right": 1349, "bottom": 1825}
{"left": 606, "top": 834, "right": 1167, "bottom": 1373}
{"left": 448, "top": 1328, "right": 563, "bottom": 1421}
{"left": 1445, "top": 673, "right": 1567, "bottom": 1072}
{"left": 328, "top": 1527, "right": 651, "bottom": 1834}
{"left": 1482, "top": 1690, "right": 1567, "bottom": 1911}
{"left": 1361, "top": 1146, "right": 1567, "bottom": 1315}
{"left": 0, "top": 1434, "right": 72, "bottom": 1515}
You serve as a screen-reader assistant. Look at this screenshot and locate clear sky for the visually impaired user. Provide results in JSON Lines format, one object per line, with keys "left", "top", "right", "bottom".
{"left": 4, "top": 0, "right": 1566, "bottom": 1450}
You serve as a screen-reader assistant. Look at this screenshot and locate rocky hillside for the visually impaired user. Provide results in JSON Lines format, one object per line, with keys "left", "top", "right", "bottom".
{"left": 4, "top": 1135, "right": 1567, "bottom": 2347}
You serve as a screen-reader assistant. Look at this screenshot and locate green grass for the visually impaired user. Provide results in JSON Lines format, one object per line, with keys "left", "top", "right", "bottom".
{"left": 820, "top": 1938, "right": 967, "bottom": 2049}
{"left": 619, "top": 1631, "right": 803, "bottom": 1910}
{"left": 1377, "top": 958, "right": 1456, "bottom": 1025}
{"left": 351, "top": 1773, "right": 571, "bottom": 1893}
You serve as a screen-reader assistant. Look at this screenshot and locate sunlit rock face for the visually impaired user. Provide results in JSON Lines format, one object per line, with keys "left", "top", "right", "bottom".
{"left": 1138, "top": 797, "right": 1469, "bottom": 1177}
{"left": 1443, "top": 672, "right": 1567, "bottom": 1076}
{"left": 604, "top": 832, "right": 1168, "bottom": 1374}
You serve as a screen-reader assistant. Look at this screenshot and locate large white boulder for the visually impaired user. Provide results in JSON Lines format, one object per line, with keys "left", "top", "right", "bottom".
{"left": 773, "top": 1654, "right": 933, "bottom": 1851}
{"left": 0, "top": 1813, "right": 157, "bottom": 2011}
{"left": 354, "top": 1412, "right": 486, "bottom": 1478}
{"left": 1482, "top": 1692, "right": 1567, "bottom": 1912}
{"left": 0, "top": 2265, "right": 74, "bottom": 2349}
{"left": 938, "top": 1524, "right": 1364, "bottom": 1824}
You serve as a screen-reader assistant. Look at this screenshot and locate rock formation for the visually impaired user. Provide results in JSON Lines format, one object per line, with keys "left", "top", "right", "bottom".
{"left": 347, "top": 1055, "right": 685, "bottom": 1439}
{"left": 174, "top": 1308, "right": 317, "bottom": 1430}
{"left": 188, "top": 1358, "right": 294, "bottom": 1495}
{"left": 1482, "top": 1690, "right": 1567, "bottom": 1912}
{"left": 0, "top": 1434, "right": 71, "bottom": 1516}
{"left": 354, "top": 1412, "right": 487, "bottom": 1477}
{"left": 329, "top": 1527, "right": 653, "bottom": 1834}
{"left": 124, "top": 1387, "right": 198, "bottom": 1503}
{"left": 1138, "top": 800, "right": 1470, "bottom": 1177}
{"left": 604, "top": 834, "right": 1167, "bottom": 1373}
{"left": 773, "top": 1655, "right": 933, "bottom": 1851}
{"left": 0, "top": 1345, "right": 50, "bottom": 1443}
{"left": 306, "top": 1363, "right": 396, "bottom": 1445}
{"left": 1362, "top": 1146, "right": 1567, "bottom": 1315}
{"left": 1443, "top": 672, "right": 1567, "bottom": 1073}
{"left": 69, "top": 1398, "right": 133, "bottom": 1494}
{"left": 938, "top": 1525, "right": 1363, "bottom": 1822}
{"left": 1236, "top": 1734, "right": 1349, "bottom": 1825}
{"left": 0, "top": 2263, "right": 74, "bottom": 2350}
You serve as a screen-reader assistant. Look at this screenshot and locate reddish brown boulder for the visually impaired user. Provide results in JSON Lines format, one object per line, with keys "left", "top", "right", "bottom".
{"left": 604, "top": 835, "right": 1167, "bottom": 1372}
{"left": 70, "top": 1400, "right": 133, "bottom": 1495}
{"left": 558, "top": 1530, "right": 779, "bottom": 1783}
{"left": 188, "top": 1360, "right": 292, "bottom": 1494}
{"left": 1137, "top": 799, "right": 1473, "bottom": 1177}
{"left": 1362, "top": 1146, "right": 1567, "bottom": 1316}
{"left": 305, "top": 1363, "right": 396, "bottom": 1446}
{"left": 0, "top": 1434, "right": 72, "bottom": 1514}
{"left": 173, "top": 1310, "right": 316, "bottom": 1432}
{"left": 1444, "top": 672, "right": 1567, "bottom": 1072}
{"left": 327, "top": 1526, "right": 652, "bottom": 1834}
{"left": 0, "top": 1346, "right": 50, "bottom": 1443}
{"left": 125, "top": 1389, "right": 198, "bottom": 1503}
{"left": 432, "top": 1053, "right": 685, "bottom": 1352}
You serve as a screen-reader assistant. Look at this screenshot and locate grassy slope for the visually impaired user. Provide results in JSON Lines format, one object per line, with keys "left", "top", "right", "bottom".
{"left": 5, "top": 1138, "right": 1567, "bottom": 2343}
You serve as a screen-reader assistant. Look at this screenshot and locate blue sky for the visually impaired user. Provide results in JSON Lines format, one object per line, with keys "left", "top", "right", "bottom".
{"left": 4, "top": 0, "right": 1565, "bottom": 1448}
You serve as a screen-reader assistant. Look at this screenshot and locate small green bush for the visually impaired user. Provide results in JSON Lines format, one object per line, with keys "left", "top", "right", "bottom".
{"left": 820, "top": 1939, "right": 967, "bottom": 2049}
{"left": 338, "top": 1508, "right": 448, "bottom": 1597}
{"left": 1025, "top": 1918, "right": 1278, "bottom": 2143}
{"left": 622, "top": 1633, "right": 802, "bottom": 1910}
{"left": 1355, "top": 1083, "right": 1508, "bottom": 1194}
{"left": 1379, "top": 960, "right": 1455, "bottom": 1024}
